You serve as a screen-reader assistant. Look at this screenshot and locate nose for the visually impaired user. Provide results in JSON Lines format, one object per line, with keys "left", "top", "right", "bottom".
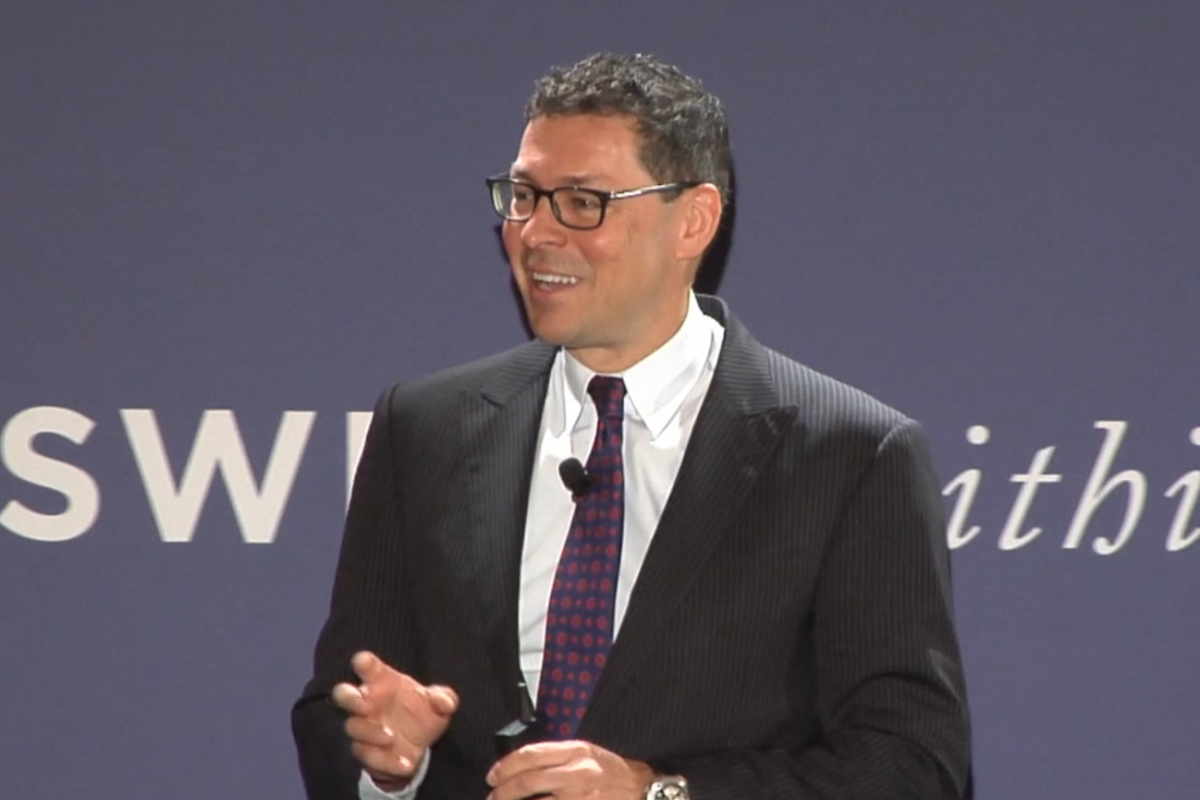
{"left": 518, "top": 192, "right": 568, "bottom": 249}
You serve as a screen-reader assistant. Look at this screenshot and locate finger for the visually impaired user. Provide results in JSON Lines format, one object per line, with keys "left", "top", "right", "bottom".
{"left": 351, "top": 650, "right": 385, "bottom": 684}
{"left": 353, "top": 653, "right": 424, "bottom": 710}
{"left": 425, "top": 684, "right": 460, "bottom": 716}
{"left": 344, "top": 715, "right": 396, "bottom": 748}
{"left": 488, "top": 765, "right": 562, "bottom": 800}
{"left": 331, "top": 682, "right": 369, "bottom": 715}
{"left": 351, "top": 742, "right": 421, "bottom": 781}
{"left": 346, "top": 726, "right": 426, "bottom": 770}
{"left": 487, "top": 740, "right": 579, "bottom": 786}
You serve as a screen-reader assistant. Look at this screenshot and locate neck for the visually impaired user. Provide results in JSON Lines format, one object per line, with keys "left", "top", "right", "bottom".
{"left": 567, "top": 344, "right": 659, "bottom": 374}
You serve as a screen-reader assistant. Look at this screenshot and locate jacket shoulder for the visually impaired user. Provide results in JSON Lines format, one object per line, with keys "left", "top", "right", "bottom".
{"left": 375, "top": 340, "right": 555, "bottom": 417}
{"left": 761, "top": 346, "right": 915, "bottom": 437}
{"left": 713, "top": 300, "right": 916, "bottom": 439}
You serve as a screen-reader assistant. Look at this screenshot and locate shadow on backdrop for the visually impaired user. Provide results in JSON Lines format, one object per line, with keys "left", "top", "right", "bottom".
{"left": 497, "top": 161, "right": 737, "bottom": 340}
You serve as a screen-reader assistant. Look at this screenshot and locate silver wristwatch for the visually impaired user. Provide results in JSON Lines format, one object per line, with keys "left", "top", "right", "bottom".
{"left": 644, "top": 775, "right": 689, "bottom": 800}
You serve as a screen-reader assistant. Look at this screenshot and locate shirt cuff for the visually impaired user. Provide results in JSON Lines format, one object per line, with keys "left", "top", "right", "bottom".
{"left": 357, "top": 749, "right": 430, "bottom": 800}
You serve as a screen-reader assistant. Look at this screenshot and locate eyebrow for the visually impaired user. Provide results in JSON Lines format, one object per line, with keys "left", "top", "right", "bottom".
{"left": 508, "top": 168, "right": 608, "bottom": 188}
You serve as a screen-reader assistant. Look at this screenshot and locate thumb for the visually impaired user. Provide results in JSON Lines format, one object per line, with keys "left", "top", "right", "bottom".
{"left": 425, "top": 685, "right": 459, "bottom": 716}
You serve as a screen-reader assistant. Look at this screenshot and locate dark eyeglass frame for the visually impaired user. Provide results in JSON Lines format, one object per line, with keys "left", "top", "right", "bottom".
{"left": 486, "top": 174, "right": 701, "bottom": 231}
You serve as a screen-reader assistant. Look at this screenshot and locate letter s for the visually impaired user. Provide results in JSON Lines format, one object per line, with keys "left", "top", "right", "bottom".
{"left": 1, "top": 406, "right": 100, "bottom": 542}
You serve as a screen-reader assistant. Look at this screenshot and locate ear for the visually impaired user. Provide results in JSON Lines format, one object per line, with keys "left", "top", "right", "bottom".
{"left": 674, "top": 183, "right": 723, "bottom": 262}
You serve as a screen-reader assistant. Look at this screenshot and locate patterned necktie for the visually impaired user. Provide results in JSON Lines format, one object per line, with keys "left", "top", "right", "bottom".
{"left": 537, "top": 375, "right": 626, "bottom": 740}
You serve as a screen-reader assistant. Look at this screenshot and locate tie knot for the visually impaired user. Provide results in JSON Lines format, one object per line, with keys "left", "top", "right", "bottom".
{"left": 587, "top": 376, "right": 626, "bottom": 421}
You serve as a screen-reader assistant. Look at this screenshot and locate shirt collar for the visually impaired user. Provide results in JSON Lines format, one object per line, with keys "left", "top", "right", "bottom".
{"left": 548, "top": 291, "right": 721, "bottom": 440}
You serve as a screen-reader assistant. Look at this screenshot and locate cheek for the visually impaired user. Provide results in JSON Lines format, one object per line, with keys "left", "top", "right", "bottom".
{"left": 575, "top": 227, "right": 633, "bottom": 280}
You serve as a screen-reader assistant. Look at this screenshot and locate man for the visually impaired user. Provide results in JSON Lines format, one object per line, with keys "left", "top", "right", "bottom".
{"left": 293, "top": 53, "right": 972, "bottom": 800}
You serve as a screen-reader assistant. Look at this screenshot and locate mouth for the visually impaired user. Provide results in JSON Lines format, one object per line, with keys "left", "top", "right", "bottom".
{"left": 528, "top": 270, "right": 581, "bottom": 292}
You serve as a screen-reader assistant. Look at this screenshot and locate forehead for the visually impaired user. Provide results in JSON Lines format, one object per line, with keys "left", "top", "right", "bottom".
{"left": 511, "top": 114, "right": 649, "bottom": 185}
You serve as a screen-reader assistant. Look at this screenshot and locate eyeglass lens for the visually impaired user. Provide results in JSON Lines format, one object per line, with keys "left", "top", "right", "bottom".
{"left": 493, "top": 181, "right": 605, "bottom": 229}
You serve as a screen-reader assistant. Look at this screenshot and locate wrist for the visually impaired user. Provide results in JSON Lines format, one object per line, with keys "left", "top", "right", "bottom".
{"left": 365, "top": 749, "right": 426, "bottom": 792}
{"left": 625, "top": 759, "right": 657, "bottom": 799}
{"left": 365, "top": 769, "right": 411, "bottom": 792}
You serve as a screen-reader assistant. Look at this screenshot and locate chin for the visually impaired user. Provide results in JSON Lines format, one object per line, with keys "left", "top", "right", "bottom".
{"left": 531, "top": 328, "right": 576, "bottom": 347}
{"left": 526, "top": 311, "right": 581, "bottom": 346}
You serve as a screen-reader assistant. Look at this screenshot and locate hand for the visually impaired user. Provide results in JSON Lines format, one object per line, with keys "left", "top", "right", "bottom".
{"left": 485, "top": 740, "right": 655, "bottom": 800}
{"left": 331, "top": 651, "right": 459, "bottom": 788}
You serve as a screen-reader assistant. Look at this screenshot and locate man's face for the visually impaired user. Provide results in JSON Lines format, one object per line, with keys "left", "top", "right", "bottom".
{"left": 503, "top": 114, "right": 693, "bottom": 373}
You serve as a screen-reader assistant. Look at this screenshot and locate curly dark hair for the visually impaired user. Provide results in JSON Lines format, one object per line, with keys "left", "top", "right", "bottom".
{"left": 526, "top": 53, "right": 731, "bottom": 203}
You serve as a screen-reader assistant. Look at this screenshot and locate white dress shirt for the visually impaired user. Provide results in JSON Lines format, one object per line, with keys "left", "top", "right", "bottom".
{"left": 361, "top": 292, "right": 724, "bottom": 799}
{"left": 517, "top": 292, "right": 723, "bottom": 699}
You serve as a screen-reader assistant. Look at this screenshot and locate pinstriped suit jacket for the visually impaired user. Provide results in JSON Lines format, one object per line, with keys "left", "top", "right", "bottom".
{"left": 292, "top": 295, "right": 972, "bottom": 799}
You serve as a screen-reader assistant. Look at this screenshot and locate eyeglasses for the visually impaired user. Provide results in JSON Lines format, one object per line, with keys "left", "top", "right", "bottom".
{"left": 486, "top": 175, "right": 699, "bottom": 231}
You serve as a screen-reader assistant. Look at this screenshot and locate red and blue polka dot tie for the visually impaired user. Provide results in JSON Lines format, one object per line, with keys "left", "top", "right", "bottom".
{"left": 537, "top": 375, "right": 626, "bottom": 740}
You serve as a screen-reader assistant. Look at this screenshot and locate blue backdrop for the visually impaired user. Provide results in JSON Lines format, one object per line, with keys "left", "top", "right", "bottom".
{"left": 2, "top": 3, "right": 1197, "bottom": 798}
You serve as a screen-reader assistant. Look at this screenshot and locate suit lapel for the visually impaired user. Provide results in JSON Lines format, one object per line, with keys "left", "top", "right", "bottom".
{"left": 460, "top": 342, "right": 558, "bottom": 714}
{"left": 581, "top": 301, "right": 800, "bottom": 733}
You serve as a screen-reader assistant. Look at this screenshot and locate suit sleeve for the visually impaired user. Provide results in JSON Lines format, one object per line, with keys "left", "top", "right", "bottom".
{"left": 292, "top": 386, "right": 422, "bottom": 800}
{"left": 653, "top": 419, "right": 972, "bottom": 799}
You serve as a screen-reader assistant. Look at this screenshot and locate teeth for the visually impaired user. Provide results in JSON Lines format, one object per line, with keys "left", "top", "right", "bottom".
{"left": 531, "top": 272, "right": 579, "bottom": 286}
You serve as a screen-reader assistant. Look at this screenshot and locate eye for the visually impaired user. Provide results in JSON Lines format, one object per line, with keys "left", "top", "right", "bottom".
{"left": 511, "top": 184, "right": 535, "bottom": 203}
{"left": 566, "top": 192, "right": 602, "bottom": 211}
